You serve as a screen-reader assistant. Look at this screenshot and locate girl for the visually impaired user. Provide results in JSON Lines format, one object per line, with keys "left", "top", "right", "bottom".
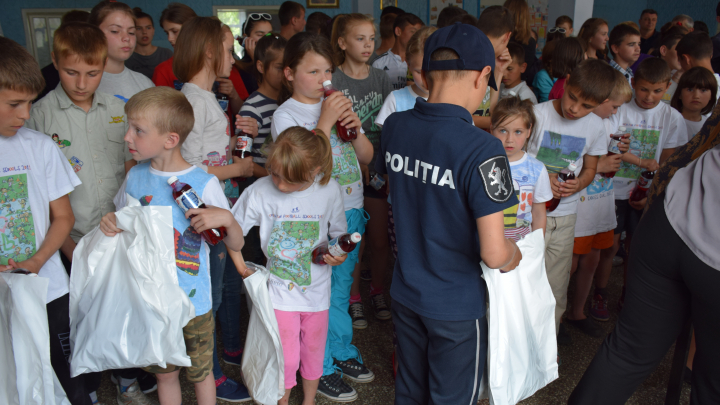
{"left": 548, "top": 37, "right": 585, "bottom": 100}
{"left": 270, "top": 31, "right": 371, "bottom": 401}
{"left": 656, "top": 27, "right": 687, "bottom": 104}
{"left": 125, "top": 7, "right": 173, "bottom": 79}
{"left": 490, "top": 96, "right": 552, "bottom": 241}
{"left": 330, "top": 13, "right": 393, "bottom": 329}
{"left": 533, "top": 40, "right": 557, "bottom": 102}
{"left": 89, "top": 0, "right": 154, "bottom": 102}
{"left": 172, "top": 16, "right": 253, "bottom": 402}
{"left": 504, "top": 0, "right": 538, "bottom": 84}
{"left": 671, "top": 66, "right": 718, "bottom": 140}
{"left": 225, "top": 127, "right": 348, "bottom": 405}
{"left": 578, "top": 18, "right": 609, "bottom": 61}
{"left": 236, "top": 13, "right": 273, "bottom": 95}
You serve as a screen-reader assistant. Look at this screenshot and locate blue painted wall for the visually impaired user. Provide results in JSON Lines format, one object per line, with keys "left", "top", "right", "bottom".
{"left": 593, "top": 0, "right": 718, "bottom": 35}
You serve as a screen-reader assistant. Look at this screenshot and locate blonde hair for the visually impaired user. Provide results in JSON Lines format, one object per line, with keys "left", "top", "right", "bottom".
{"left": 125, "top": 87, "right": 195, "bottom": 144}
{"left": 0, "top": 37, "right": 45, "bottom": 95}
{"left": 503, "top": 0, "right": 533, "bottom": 45}
{"left": 53, "top": 22, "right": 108, "bottom": 67}
{"left": 265, "top": 127, "right": 333, "bottom": 186}
{"left": 406, "top": 26, "right": 437, "bottom": 60}
{"left": 609, "top": 69, "right": 633, "bottom": 103}
{"left": 173, "top": 17, "right": 225, "bottom": 83}
{"left": 331, "top": 13, "right": 375, "bottom": 66}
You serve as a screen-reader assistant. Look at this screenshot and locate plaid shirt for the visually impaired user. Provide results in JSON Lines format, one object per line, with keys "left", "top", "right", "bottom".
{"left": 610, "top": 59, "right": 633, "bottom": 85}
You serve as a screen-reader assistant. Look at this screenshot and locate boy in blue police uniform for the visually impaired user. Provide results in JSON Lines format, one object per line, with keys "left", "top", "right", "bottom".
{"left": 375, "top": 23, "right": 523, "bottom": 404}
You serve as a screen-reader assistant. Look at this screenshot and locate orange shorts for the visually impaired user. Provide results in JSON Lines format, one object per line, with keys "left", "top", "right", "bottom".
{"left": 573, "top": 230, "right": 614, "bottom": 255}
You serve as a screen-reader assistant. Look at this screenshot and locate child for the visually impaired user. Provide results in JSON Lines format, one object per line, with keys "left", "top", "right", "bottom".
{"left": 491, "top": 96, "right": 551, "bottom": 240}
{"left": 657, "top": 27, "right": 687, "bottom": 104}
{"left": 568, "top": 70, "right": 632, "bottom": 334}
{"left": 527, "top": 59, "right": 616, "bottom": 344}
{"left": 500, "top": 43, "right": 538, "bottom": 104}
{"left": 270, "top": 31, "right": 371, "bottom": 401}
{"left": 372, "top": 12, "right": 424, "bottom": 90}
{"left": 330, "top": 13, "right": 394, "bottom": 328}
{"left": 606, "top": 57, "right": 688, "bottom": 309}
{"left": 369, "top": 13, "right": 398, "bottom": 65}
{"left": 676, "top": 31, "right": 720, "bottom": 100}
{"left": 578, "top": 18, "right": 609, "bottom": 61}
{"left": 125, "top": 7, "right": 173, "bottom": 79}
{"left": 556, "top": 15, "right": 574, "bottom": 37}
{"left": 608, "top": 24, "right": 641, "bottom": 85}
{"left": 172, "top": 16, "right": 253, "bottom": 402}
{"left": 548, "top": 37, "right": 584, "bottom": 100}
{"left": 533, "top": 41, "right": 557, "bottom": 103}
{"left": 1, "top": 36, "right": 90, "bottom": 405}
{"left": 99, "top": 86, "right": 233, "bottom": 405}
{"left": 89, "top": 0, "right": 154, "bottom": 102}
{"left": 671, "top": 66, "right": 718, "bottom": 139}
{"left": 236, "top": 13, "right": 274, "bottom": 94}
{"left": 153, "top": 3, "right": 197, "bottom": 87}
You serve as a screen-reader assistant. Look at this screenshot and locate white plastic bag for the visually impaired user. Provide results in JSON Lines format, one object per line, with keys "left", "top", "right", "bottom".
{"left": 480, "top": 229, "right": 558, "bottom": 405}
{"left": 0, "top": 272, "right": 71, "bottom": 405}
{"left": 69, "top": 195, "right": 195, "bottom": 377}
{"left": 241, "top": 263, "right": 285, "bottom": 405}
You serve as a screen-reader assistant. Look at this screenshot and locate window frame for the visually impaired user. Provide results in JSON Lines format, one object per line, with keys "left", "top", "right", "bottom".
{"left": 22, "top": 8, "right": 92, "bottom": 65}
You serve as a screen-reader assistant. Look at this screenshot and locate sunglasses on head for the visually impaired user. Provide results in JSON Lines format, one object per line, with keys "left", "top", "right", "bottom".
{"left": 548, "top": 27, "right": 566, "bottom": 34}
{"left": 242, "top": 13, "right": 272, "bottom": 35}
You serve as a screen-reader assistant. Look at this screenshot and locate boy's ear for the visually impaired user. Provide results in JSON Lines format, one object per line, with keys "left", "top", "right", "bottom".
{"left": 166, "top": 132, "right": 181, "bottom": 149}
{"left": 664, "top": 81, "right": 671, "bottom": 91}
{"left": 610, "top": 44, "right": 618, "bottom": 56}
{"left": 569, "top": 28, "right": 574, "bottom": 36}
{"left": 680, "top": 54, "right": 691, "bottom": 67}
{"left": 394, "top": 26, "right": 402, "bottom": 37}
{"left": 563, "top": 74, "right": 570, "bottom": 88}
{"left": 659, "top": 45, "right": 667, "bottom": 57}
{"left": 520, "top": 62, "right": 527, "bottom": 73}
{"left": 475, "top": 66, "right": 492, "bottom": 89}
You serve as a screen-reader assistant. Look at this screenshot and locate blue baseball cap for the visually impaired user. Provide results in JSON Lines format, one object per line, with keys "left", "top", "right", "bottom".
{"left": 422, "top": 22, "right": 497, "bottom": 90}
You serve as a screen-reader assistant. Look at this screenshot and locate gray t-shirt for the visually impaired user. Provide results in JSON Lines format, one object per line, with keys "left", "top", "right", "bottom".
{"left": 126, "top": 47, "right": 173, "bottom": 79}
{"left": 331, "top": 66, "right": 393, "bottom": 176}
{"left": 665, "top": 144, "right": 720, "bottom": 270}
{"left": 98, "top": 67, "right": 155, "bottom": 103}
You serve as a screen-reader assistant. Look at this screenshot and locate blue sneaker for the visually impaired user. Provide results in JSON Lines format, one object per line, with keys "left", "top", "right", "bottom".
{"left": 216, "top": 377, "right": 252, "bottom": 403}
{"left": 223, "top": 350, "right": 243, "bottom": 366}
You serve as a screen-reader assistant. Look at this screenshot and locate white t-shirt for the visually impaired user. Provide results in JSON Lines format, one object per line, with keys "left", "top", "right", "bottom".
{"left": 606, "top": 99, "right": 688, "bottom": 199}
{"left": 97, "top": 66, "right": 154, "bottom": 103}
{"left": 271, "top": 97, "right": 364, "bottom": 210}
{"left": 371, "top": 49, "right": 408, "bottom": 90}
{"left": 527, "top": 101, "right": 608, "bottom": 217}
{"left": 181, "top": 83, "right": 232, "bottom": 172}
{"left": 376, "top": 86, "right": 425, "bottom": 126}
{"left": 0, "top": 127, "right": 81, "bottom": 303}
{"left": 503, "top": 152, "right": 552, "bottom": 241}
{"left": 231, "top": 176, "right": 347, "bottom": 312}
{"left": 499, "top": 81, "right": 538, "bottom": 104}
{"left": 685, "top": 115, "right": 709, "bottom": 140}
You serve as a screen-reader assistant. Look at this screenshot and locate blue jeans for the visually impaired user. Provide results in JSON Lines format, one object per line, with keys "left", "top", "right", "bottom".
{"left": 208, "top": 241, "right": 227, "bottom": 380}
{"left": 322, "top": 208, "right": 369, "bottom": 376}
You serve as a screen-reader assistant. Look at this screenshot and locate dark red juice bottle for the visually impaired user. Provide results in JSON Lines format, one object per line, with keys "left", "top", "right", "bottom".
{"left": 232, "top": 135, "right": 254, "bottom": 183}
{"left": 312, "top": 232, "right": 362, "bottom": 265}
{"left": 602, "top": 126, "right": 628, "bottom": 179}
{"left": 167, "top": 176, "right": 227, "bottom": 245}
{"left": 322, "top": 80, "right": 357, "bottom": 142}
{"left": 546, "top": 162, "right": 578, "bottom": 212}
{"left": 629, "top": 170, "right": 655, "bottom": 202}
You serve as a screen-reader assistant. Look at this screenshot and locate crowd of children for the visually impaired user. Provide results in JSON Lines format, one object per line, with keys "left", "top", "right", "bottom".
{"left": 2, "top": 0, "right": 720, "bottom": 404}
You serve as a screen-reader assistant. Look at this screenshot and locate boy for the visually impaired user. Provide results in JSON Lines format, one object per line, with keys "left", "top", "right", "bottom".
{"left": 278, "top": 1, "right": 306, "bottom": 40}
{"left": 556, "top": 15, "right": 574, "bottom": 37}
{"left": 567, "top": 70, "right": 632, "bottom": 337}
{"left": 527, "top": 59, "right": 616, "bottom": 344}
{"left": 23, "top": 22, "right": 151, "bottom": 404}
{"left": 372, "top": 13, "right": 425, "bottom": 90}
{"left": 500, "top": 43, "right": 538, "bottom": 104}
{"left": 99, "top": 87, "right": 235, "bottom": 405}
{"left": 369, "top": 13, "right": 398, "bottom": 65}
{"left": 676, "top": 31, "right": 720, "bottom": 99}
{"left": 606, "top": 57, "right": 688, "bottom": 309}
{"left": 474, "top": 5, "right": 514, "bottom": 129}
{"left": 609, "top": 24, "right": 641, "bottom": 85}
{"left": 376, "top": 23, "right": 521, "bottom": 404}
{"left": 0, "top": 37, "right": 89, "bottom": 404}
{"left": 658, "top": 28, "right": 686, "bottom": 104}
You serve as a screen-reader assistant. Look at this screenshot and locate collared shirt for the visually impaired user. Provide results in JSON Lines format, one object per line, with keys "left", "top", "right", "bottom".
{"left": 26, "top": 84, "right": 131, "bottom": 242}
{"left": 376, "top": 99, "right": 517, "bottom": 321}
{"left": 610, "top": 59, "right": 633, "bottom": 85}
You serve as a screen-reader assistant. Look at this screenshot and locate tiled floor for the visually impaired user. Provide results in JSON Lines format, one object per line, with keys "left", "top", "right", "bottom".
{"left": 96, "top": 254, "right": 692, "bottom": 405}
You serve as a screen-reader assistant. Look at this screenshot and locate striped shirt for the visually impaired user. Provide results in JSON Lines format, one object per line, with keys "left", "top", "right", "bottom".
{"left": 237, "top": 91, "right": 278, "bottom": 165}
{"left": 609, "top": 59, "right": 633, "bottom": 86}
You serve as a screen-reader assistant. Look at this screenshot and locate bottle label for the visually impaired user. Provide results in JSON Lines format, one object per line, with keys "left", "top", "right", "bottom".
{"left": 218, "top": 99, "right": 229, "bottom": 112}
{"left": 236, "top": 136, "right": 253, "bottom": 152}
{"left": 327, "top": 236, "right": 345, "bottom": 257}
{"left": 608, "top": 138, "right": 621, "bottom": 154}
{"left": 370, "top": 174, "right": 386, "bottom": 190}
{"left": 637, "top": 176, "right": 650, "bottom": 189}
{"left": 175, "top": 189, "right": 202, "bottom": 213}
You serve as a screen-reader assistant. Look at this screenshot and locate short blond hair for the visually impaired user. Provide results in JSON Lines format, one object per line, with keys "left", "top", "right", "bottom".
{"left": 0, "top": 37, "right": 45, "bottom": 95}
{"left": 125, "top": 87, "right": 194, "bottom": 144}
{"left": 53, "top": 22, "right": 108, "bottom": 66}
{"left": 609, "top": 70, "right": 632, "bottom": 103}
{"left": 406, "top": 26, "right": 437, "bottom": 60}
{"left": 265, "top": 127, "right": 333, "bottom": 186}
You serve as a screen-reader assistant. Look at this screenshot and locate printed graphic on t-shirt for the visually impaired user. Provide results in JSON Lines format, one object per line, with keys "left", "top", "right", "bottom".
{"left": 616, "top": 129, "right": 660, "bottom": 181}
{"left": 175, "top": 226, "right": 201, "bottom": 276}
{"left": 51, "top": 134, "right": 71, "bottom": 149}
{"left": 503, "top": 179, "right": 536, "bottom": 229}
{"left": 535, "top": 131, "right": 586, "bottom": 173}
{"left": 68, "top": 156, "right": 83, "bottom": 173}
{"left": 342, "top": 89, "right": 385, "bottom": 138}
{"left": 202, "top": 112, "right": 231, "bottom": 167}
{"left": 0, "top": 173, "right": 36, "bottom": 265}
{"left": 329, "top": 129, "right": 361, "bottom": 186}
{"left": 268, "top": 220, "right": 320, "bottom": 287}
{"left": 584, "top": 176, "right": 614, "bottom": 198}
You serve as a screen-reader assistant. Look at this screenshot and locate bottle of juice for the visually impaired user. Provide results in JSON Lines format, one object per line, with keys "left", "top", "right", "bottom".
{"left": 629, "top": 170, "right": 655, "bottom": 202}
{"left": 167, "top": 176, "right": 227, "bottom": 245}
{"left": 232, "top": 136, "right": 254, "bottom": 183}
{"left": 602, "top": 126, "right": 629, "bottom": 178}
{"left": 322, "top": 80, "right": 357, "bottom": 142}
{"left": 546, "top": 162, "right": 578, "bottom": 212}
{"left": 312, "top": 233, "right": 362, "bottom": 265}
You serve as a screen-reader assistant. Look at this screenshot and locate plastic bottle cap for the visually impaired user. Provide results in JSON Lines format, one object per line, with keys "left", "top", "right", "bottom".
{"left": 618, "top": 126, "right": 627, "bottom": 131}
{"left": 167, "top": 176, "right": 179, "bottom": 185}
{"left": 322, "top": 80, "right": 332, "bottom": 87}
{"left": 350, "top": 232, "right": 362, "bottom": 243}
{"left": 567, "top": 163, "right": 578, "bottom": 171}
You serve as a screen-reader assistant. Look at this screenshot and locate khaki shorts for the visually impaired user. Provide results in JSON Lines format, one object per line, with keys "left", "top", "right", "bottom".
{"left": 143, "top": 311, "right": 214, "bottom": 383}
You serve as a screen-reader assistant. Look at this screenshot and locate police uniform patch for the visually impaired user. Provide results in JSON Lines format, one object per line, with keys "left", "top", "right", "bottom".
{"left": 478, "top": 156, "right": 513, "bottom": 203}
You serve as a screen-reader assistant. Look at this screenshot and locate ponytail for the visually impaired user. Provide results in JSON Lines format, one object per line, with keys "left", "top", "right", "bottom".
{"left": 266, "top": 127, "right": 333, "bottom": 185}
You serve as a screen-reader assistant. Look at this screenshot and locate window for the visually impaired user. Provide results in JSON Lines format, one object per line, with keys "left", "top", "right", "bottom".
{"left": 214, "top": 6, "right": 281, "bottom": 58}
{"left": 22, "top": 9, "right": 90, "bottom": 67}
